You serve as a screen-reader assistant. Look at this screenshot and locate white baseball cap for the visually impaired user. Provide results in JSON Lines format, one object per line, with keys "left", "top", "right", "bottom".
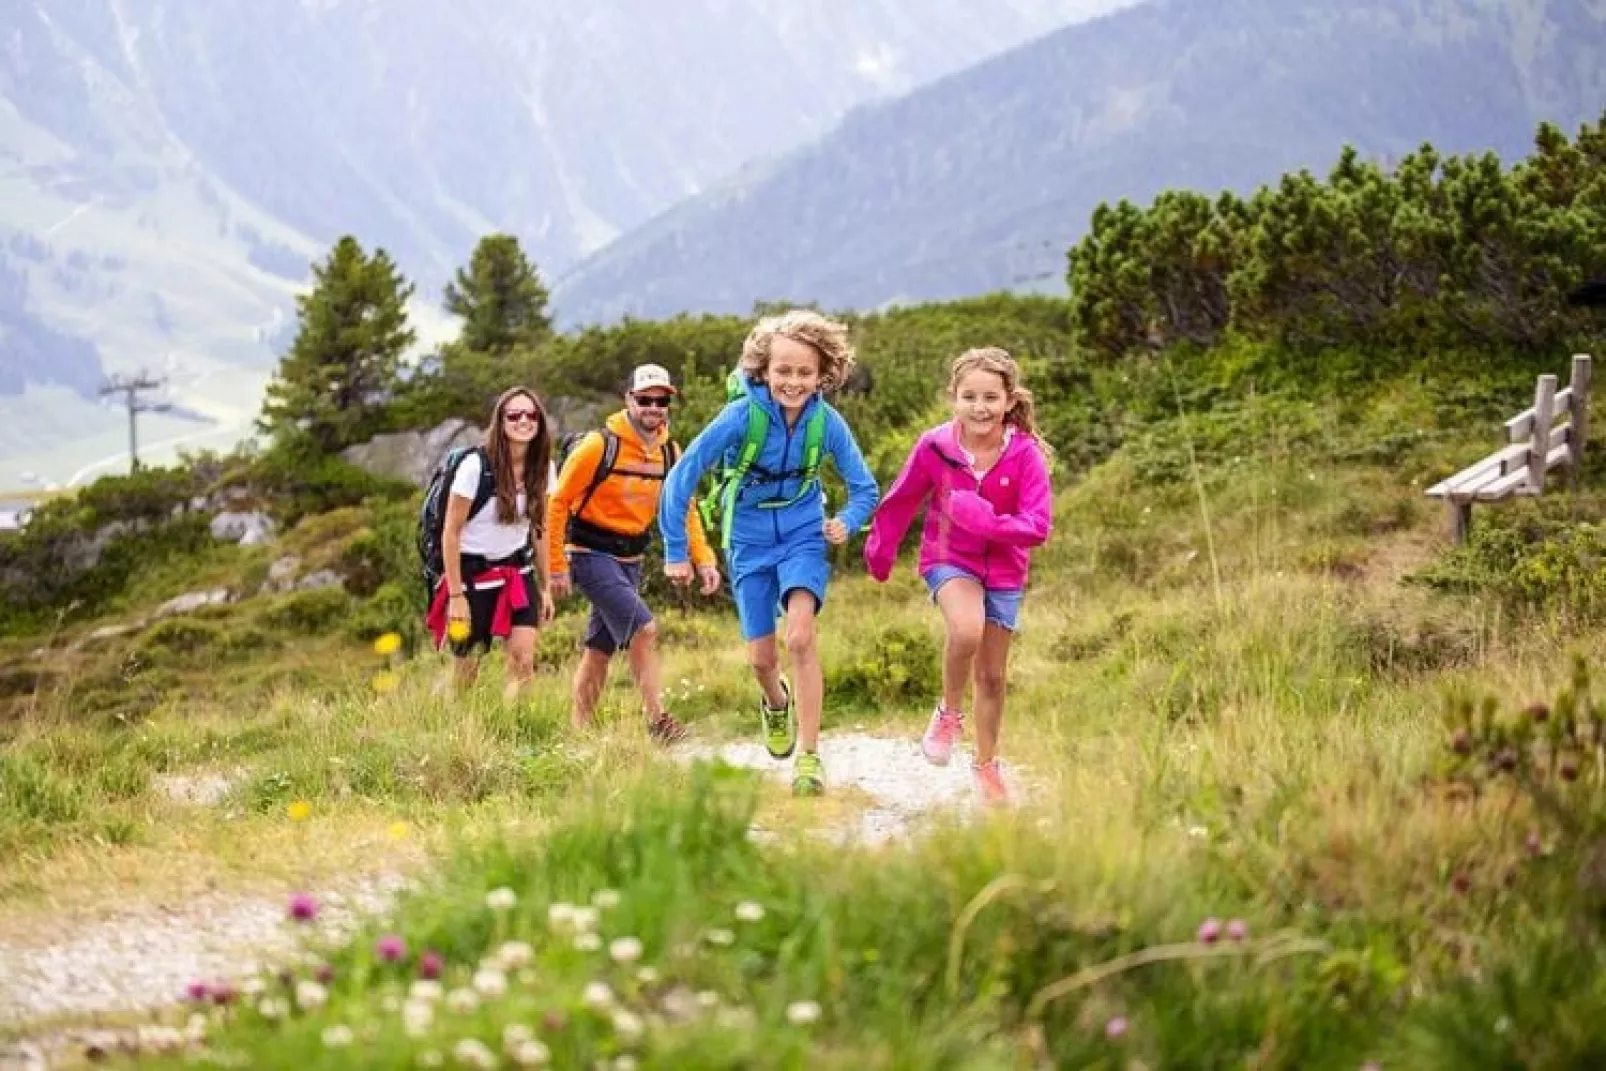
{"left": 628, "top": 363, "right": 677, "bottom": 395}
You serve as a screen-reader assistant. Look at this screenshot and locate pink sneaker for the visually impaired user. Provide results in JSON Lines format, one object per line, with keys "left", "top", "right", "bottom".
{"left": 921, "top": 705, "right": 964, "bottom": 765}
{"left": 973, "top": 758, "right": 1010, "bottom": 807}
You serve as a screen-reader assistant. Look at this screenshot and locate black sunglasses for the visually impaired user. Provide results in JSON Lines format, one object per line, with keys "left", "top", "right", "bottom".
{"left": 632, "top": 394, "right": 672, "bottom": 409}
{"left": 502, "top": 409, "right": 540, "bottom": 424}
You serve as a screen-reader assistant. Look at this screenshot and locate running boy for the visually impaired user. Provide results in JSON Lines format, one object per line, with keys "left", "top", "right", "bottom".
{"left": 659, "top": 310, "right": 880, "bottom": 796}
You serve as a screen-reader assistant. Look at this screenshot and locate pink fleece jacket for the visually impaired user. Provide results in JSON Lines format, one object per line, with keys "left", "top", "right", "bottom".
{"left": 864, "top": 421, "right": 1053, "bottom": 591}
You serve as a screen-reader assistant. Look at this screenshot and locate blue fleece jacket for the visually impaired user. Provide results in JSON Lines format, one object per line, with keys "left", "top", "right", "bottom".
{"left": 659, "top": 382, "right": 880, "bottom": 564}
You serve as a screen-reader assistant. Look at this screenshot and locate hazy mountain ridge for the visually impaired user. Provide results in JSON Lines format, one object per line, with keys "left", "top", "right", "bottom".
{"left": 552, "top": 0, "right": 1606, "bottom": 326}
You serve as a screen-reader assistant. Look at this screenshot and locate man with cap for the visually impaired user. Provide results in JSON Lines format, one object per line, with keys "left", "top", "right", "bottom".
{"left": 546, "top": 363, "right": 721, "bottom": 742}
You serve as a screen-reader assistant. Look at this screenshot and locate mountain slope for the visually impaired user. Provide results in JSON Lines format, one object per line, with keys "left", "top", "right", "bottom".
{"left": 0, "top": 0, "right": 1131, "bottom": 484}
{"left": 552, "top": 0, "right": 1606, "bottom": 326}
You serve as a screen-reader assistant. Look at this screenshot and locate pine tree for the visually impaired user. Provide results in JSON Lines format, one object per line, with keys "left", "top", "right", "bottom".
{"left": 442, "top": 233, "right": 552, "bottom": 354}
{"left": 259, "top": 236, "right": 416, "bottom": 452}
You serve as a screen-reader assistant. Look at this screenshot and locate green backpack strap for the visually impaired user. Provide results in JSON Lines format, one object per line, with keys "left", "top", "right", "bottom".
{"left": 800, "top": 404, "right": 826, "bottom": 486}
{"left": 718, "top": 401, "right": 771, "bottom": 548}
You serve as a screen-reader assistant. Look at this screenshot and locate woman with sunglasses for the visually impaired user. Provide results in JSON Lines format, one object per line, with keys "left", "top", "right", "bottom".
{"left": 430, "top": 386, "right": 557, "bottom": 697}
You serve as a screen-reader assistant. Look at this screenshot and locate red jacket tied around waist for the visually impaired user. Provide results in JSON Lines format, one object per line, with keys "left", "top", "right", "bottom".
{"left": 426, "top": 565, "right": 530, "bottom": 648}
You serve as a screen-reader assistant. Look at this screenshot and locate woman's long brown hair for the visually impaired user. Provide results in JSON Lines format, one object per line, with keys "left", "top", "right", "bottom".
{"left": 485, "top": 386, "right": 551, "bottom": 533}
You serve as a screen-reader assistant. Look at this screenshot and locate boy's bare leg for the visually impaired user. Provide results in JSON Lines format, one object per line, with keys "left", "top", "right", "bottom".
{"left": 783, "top": 591, "right": 823, "bottom": 753}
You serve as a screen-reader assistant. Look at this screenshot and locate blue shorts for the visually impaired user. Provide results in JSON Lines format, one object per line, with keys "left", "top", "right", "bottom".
{"left": 922, "top": 565, "right": 1024, "bottom": 632}
{"left": 729, "top": 536, "right": 831, "bottom": 642}
{"left": 570, "top": 551, "right": 652, "bottom": 655}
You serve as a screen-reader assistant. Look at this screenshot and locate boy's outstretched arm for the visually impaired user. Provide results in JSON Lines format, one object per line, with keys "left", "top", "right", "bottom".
{"left": 660, "top": 405, "right": 742, "bottom": 565}
{"left": 824, "top": 407, "right": 881, "bottom": 536}
{"left": 863, "top": 436, "right": 933, "bottom": 582}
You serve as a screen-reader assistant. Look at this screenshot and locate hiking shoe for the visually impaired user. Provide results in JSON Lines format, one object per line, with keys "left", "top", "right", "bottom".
{"left": 792, "top": 752, "right": 825, "bottom": 797}
{"left": 759, "top": 678, "right": 797, "bottom": 760}
{"left": 973, "top": 758, "right": 1009, "bottom": 807}
{"left": 921, "top": 705, "right": 964, "bottom": 766}
{"left": 647, "top": 712, "right": 688, "bottom": 746}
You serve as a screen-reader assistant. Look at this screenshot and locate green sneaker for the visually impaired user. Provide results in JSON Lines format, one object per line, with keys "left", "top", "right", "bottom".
{"left": 792, "top": 752, "right": 825, "bottom": 797}
{"left": 758, "top": 678, "right": 797, "bottom": 760}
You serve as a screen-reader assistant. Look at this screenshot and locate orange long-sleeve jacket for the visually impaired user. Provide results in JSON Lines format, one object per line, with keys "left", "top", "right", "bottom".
{"left": 546, "top": 410, "right": 715, "bottom": 575}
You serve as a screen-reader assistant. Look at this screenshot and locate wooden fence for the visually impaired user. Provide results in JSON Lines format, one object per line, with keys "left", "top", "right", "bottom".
{"left": 1425, "top": 353, "right": 1593, "bottom": 543}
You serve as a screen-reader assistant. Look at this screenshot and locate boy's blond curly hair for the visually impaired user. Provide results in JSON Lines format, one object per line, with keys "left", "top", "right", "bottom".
{"left": 738, "top": 309, "right": 857, "bottom": 393}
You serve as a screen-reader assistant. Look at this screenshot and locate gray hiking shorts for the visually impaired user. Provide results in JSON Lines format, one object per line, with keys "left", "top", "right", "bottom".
{"left": 570, "top": 551, "right": 652, "bottom": 655}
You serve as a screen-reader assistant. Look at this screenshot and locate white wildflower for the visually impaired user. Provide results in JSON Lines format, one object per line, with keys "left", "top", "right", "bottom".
{"left": 295, "top": 980, "right": 328, "bottom": 1011}
{"left": 573, "top": 932, "right": 602, "bottom": 953}
{"left": 185, "top": 1013, "right": 208, "bottom": 1043}
{"left": 635, "top": 966, "right": 659, "bottom": 985}
{"left": 734, "top": 901, "right": 765, "bottom": 923}
{"left": 786, "top": 1000, "right": 822, "bottom": 1026}
{"left": 609, "top": 937, "right": 643, "bottom": 964}
{"left": 582, "top": 981, "right": 615, "bottom": 1011}
{"left": 611, "top": 1009, "right": 645, "bottom": 1045}
{"left": 419, "top": 1051, "right": 443, "bottom": 1068}
{"left": 240, "top": 977, "right": 266, "bottom": 998}
{"left": 547, "top": 902, "right": 577, "bottom": 931}
{"left": 510, "top": 1040, "right": 550, "bottom": 1067}
{"left": 257, "top": 996, "right": 289, "bottom": 1020}
{"left": 473, "top": 967, "right": 509, "bottom": 999}
{"left": 410, "top": 980, "right": 444, "bottom": 1002}
{"left": 496, "top": 941, "right": 534, "bottom": 970}
{"left": 591, "top": 888, "right": 621, "bottom": 910}
{"left": 452, "top": 1037, "right": 497, "bottom": 1068}
{"left": 322, "top": 1025, "right": 355, "bottom": 1048}
{"left": 486, "top": 887, "right": 518, "bottom": 912}
{"left": 403, "top": 998, "right": 435, "bottom": 1037}
{"left": 695, "top": 989, "right": 720, "bottom": 1009}
{"left": 446, "top": 987, "right": 480, "bottom": 1014}
{"left": 571, "top": 906, "right": 600, "bottom": 932}
{"left": 703, "top": 927, "right": 735, "bottom": 947}
{"left": 502, "top": 1024, "right": 533, "bottom": 1050}
{"left": 613, "top": 1058, "right": 638, "bottom": 1071}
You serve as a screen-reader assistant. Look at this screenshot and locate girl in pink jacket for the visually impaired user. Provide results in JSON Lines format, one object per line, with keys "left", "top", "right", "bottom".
{"left": 864, "top": 348, "right": 1054, "bottom": 805}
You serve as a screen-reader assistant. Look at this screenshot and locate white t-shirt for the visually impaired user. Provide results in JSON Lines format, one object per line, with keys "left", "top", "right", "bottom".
{"left": 449, "top": 451, "right": 554, "bottom": 560}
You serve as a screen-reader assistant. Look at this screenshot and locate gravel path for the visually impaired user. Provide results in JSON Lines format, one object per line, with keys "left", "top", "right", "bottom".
{"left": 0, "top": 874, "right": 408, "bottom": 1068}
{"left": 688, "top": 731, "right": 1023, "bottom": 844}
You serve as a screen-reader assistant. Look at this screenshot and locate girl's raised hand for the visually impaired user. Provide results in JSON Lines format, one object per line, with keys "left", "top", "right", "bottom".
{"left": 823, "top": 517, "right": 849, "bottom": 545}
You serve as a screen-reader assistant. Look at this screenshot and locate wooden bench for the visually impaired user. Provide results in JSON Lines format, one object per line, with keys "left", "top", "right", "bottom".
{"left": 1425, "top": 354, "right": 1592, "bottom": 543}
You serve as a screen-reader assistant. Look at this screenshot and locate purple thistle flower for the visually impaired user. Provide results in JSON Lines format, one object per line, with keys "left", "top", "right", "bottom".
{"left": 315, "top": 962, "right": 335, "bottom": 984}
{"left": 211, "top": 981, "right": 237, "bottom": 1006}
{"left": 1197, "top": 917, "right": 1223, "bottom": 944}
{"left": 1226, "top": 919, "right": 1249, "bottom": 942}
{"left": 376, "top": 934, "right": 407, "bottom": 963}
{"left": 185, "top": 979, "right": 210, "bottom": 1002}
{"left": 1105, "top": 1016, "right": 1128, "bottom": 1040}
{"left": 418, "top": 950, "right": 444, "bottom": 980}
{"left": 288, "top": 893, "right": 319, "bottom": 922}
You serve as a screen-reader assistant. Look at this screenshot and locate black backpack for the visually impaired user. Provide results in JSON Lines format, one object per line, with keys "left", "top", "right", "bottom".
{"left": 416, "top": 445, "right": 496, "bottom": 601}
{"left": 555, "top": 428, "right": 680, "bottom": 557}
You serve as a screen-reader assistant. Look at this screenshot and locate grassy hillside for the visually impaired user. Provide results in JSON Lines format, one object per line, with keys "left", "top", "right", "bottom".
{"left": 4, "top": 341, "right": 1606, "bottom": 1064}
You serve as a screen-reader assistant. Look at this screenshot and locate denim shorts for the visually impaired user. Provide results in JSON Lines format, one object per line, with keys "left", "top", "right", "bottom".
{"left": 922, "top": 564, "right": 1024, "bottom": 632}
